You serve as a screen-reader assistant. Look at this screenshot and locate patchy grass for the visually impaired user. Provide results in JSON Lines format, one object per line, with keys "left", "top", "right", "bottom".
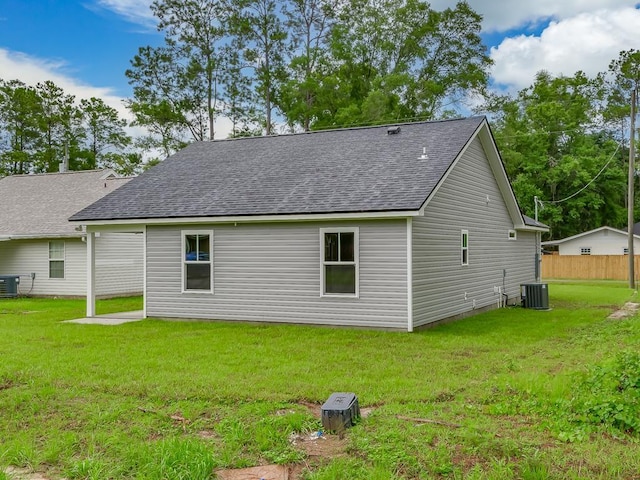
{"left": 0, "top": 284, "right": 639, "bottom": 479}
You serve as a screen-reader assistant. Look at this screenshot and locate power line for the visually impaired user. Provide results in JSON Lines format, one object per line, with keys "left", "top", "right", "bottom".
{"left": 539, "top": 142, "right": 622, "bottom": 206}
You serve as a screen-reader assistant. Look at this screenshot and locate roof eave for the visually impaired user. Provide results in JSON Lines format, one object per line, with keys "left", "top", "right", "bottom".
{"left": 71, "top": 209, "right": 421, "bottom": 226}
{"left": 517, "top": 225, "right": 549, "bottom": 233}
{"left": 1, "top": 233, "right": 85, "bottom": 240}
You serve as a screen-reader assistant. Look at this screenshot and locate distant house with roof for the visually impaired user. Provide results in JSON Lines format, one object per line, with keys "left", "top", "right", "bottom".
{"left": 71, "top": 117, "right": 548, "bottom": 330}
{"left": 542, "top": 226, "right": 640, "bottom": 256}
{"left": 0, "top": 170, "right": 143, "bottom": 297}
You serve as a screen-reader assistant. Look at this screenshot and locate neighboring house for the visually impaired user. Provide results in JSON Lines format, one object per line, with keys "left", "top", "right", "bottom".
{"left": 71, "top": 117, "right": 548, "bottom": 331}
{"left": 626, "top": 221, "right": 640, "bottom": 236}
{"left": 0, "top": 170, "right": 143, "bottom": 297}
{"left": 542, "top": 226, "right": 640, "bottom": 255}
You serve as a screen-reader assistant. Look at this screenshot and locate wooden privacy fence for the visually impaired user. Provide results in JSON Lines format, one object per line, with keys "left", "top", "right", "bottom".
{"left": 542, "top": 255, "right": 640, "bottom": 280}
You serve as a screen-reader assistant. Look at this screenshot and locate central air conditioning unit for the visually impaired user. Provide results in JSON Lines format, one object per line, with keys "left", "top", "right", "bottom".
{"left": 0, "top": 275, "right": 20, "bottom": 298}
{"left": 520, "top": 283, "right": 549, "bottom": 310}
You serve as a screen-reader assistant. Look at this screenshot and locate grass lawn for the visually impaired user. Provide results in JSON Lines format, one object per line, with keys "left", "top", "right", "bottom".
{"left": 1, "top": 283, "right": 639, "bottom": 479}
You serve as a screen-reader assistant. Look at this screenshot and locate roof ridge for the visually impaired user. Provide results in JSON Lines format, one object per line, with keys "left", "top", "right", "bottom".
{"left": 204, "top": 115, "right": 486, "bottom": 144}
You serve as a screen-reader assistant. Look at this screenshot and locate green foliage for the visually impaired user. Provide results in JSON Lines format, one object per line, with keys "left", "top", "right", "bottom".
{"left": 0, "top": 78, "right": 135, "bottom": 175}
{"left": 560, "top": 350, "right": 640, "bottom": 437}
{"left": 127, "top": 0, "right": 492, "bottom": 141}
{"left": 486, "top": 70, "right": 627, "bottom": 239}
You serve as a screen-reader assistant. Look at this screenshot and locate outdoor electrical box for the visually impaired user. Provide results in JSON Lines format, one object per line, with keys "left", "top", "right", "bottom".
{"left": 321, "top": 392, "right": 360, "bottom": 432}
{"left": 521, "top": 283, "right": 549, "bottom": 310}
{"left": 0, "top": 275, "right": 20, "bottom": 298}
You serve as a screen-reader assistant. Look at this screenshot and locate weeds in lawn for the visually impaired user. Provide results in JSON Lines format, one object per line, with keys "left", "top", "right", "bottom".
{"left": 557, "top": 349, "right": 640, "bottom": 439}
{"left": 1, "top": 285, "right": 640, "bottom": 478}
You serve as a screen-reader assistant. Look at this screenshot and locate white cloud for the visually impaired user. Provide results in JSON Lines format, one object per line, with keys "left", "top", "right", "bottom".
{"left": 0, "top": 48, "right": 234, "bottom": 143}
{"left": 489, "top": 7, "right": 640, "bottom": 91}
{"left": 93, "top": 0, "right": 155, "bottom": 27}
{"left": 0, "top": 48, "right": 130, "bottom": 119}
{"left": 430, "top": 0, "right": 637, "bottom": 32}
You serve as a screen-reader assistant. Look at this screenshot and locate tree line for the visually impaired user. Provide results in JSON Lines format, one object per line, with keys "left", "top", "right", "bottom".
{"left": 0, "top": 79, "right": 142, "bottom": 176}
{"left": 485, "top": 50, "right": 640, "bottom": 240}
{"left": 126, "top": 0, "right": 491, "bottom": 155}
{"left": 1, "top": 0, "right": 640, "bottom": 240}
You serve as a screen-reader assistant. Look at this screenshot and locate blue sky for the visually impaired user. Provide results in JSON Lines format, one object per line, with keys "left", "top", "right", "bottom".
{"left": 0, "top": 0, "right": 161, "bottom": 97}
{"left": 1, "top": 0, "right": 640, "bottom": 137}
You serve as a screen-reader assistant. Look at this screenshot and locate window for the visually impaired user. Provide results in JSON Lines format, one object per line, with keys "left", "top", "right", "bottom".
{"left": 182, "top": 231, "right": 213, "bottom": 292}
{"left": 49, "top": 241, "right": 65, "bottom": 278}
{"left": 580, "top": 247, "right": 591, "bottom": 255}
{"left": 320, "top": 228, "right": 358, "bottom": 296}
{"left": 461, "top": 230, "right": 469, "bottom": 266}
{"left": 624, "top": 247, "right": 629, "bottom": 255}
{"left": 508, "top": 229, "right": 517, "bottom": 240}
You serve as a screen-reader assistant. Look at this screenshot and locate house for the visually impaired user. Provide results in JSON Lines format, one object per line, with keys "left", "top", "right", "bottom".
{"left": 541, "top": 226, "right": 640, "bottom": 255}
{"left": 0, "top": 170, "right": 143, "bottom": 297}
{"left": 626, "top": 221, "right": 640, "bottom": 236}
{"left": 70, "top": 117, "right": 548, "bottom": 331}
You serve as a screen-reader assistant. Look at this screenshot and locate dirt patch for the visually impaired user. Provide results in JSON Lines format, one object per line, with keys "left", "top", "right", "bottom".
{"left": 4, "top": 466, "right": 59, "bottom": 480}
{"left": 290, "top": 431, "right": 349, "bottom": 458}
{"left": 214, "top": 464, "right": 303, "bottom": 480}
{"left": 608, "top": 302, "right": 640, "bottom": 319}
{"left": 197, "top": 429, "right": 218, "bottom": 440}
{"left": 298, "top": 401, "right": 321, "bottom": 418}
{"left": 214, "top": 465, "right": 304, "bottom": 480}
{"left": 215, "top": 431, "right": 349, "bottom": 480}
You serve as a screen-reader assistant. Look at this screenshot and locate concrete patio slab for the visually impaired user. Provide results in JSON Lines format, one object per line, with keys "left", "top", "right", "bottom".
{"left": 64, "top": 310, "right": 145, "bottom": 325}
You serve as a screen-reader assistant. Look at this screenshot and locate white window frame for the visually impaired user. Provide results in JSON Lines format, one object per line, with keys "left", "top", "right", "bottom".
{"left": 508, "top": 229, "right": 517, "bottom": 240}
{"left": 461, "top": 229, "right": 469, "bottom": 266}
{"left": 48, "top": 240, "right": 65, "bottom": 279}
{"left": 580, "top": 247, "right": 591, "bottom": 255}
{"left": 320, "top": 227, "right": 359, "bottom": 298}
{"left": 624, "top": 247, "right": 630, "bottom": 255}
{"left": 181, "top": 230, "right": 214, "bottom": 294}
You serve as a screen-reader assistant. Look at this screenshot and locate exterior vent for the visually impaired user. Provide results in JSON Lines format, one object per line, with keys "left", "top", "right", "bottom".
{"left": 321, "top": 392, "right": 360, "bottom": 432}
{"left": 0, "top": 275, "right": 20, "bottom": 298}
{"left": 387, "top": 126, "right": 401, "bottom": 135}
{"left": 520, "top": 283, "right": 549, "bottom": 309}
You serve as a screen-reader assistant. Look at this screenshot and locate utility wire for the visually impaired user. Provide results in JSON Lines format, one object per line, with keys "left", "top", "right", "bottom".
{"left": 540, "top": 142, "right": 622, "bottom": 205}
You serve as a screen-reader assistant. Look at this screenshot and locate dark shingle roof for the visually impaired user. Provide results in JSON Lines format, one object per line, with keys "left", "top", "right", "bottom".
{"left": 0, "top": 170, "right": 130, "bottom": 238}
{"left": 622, "top": 222, "right": 640, "bottom": 235}
{"left": 523, "top": 215, "right": 548, "bottom": 229}
{"left": 71, "top": 117, "right": 485, "bottom": 221}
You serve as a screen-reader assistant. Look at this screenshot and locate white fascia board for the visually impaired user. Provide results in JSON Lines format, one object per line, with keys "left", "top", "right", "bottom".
{"left": 516, "top": 225, "right": 549, "bottom": 233}
{"left": 74, "top": 210, "right": 420, "bottom": 228}
{"left": 5, "top": 233, "right": 84, "bottom": 240}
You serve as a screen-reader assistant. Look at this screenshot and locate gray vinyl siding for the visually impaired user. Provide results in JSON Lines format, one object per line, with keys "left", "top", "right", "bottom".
{"left": 0, "top": 234, "right": 143, "bottom": 297}
{"left": 0, "top": 238, "right": 86, "bottom": 296}
{"left": 412, "top": 137, "right": 537, "bottom": 327}
{"left": 145, "top": 220, "right": 408, "bottom": 329}
{"left": 95, "top": 233, "right": 144, "bottom": 296}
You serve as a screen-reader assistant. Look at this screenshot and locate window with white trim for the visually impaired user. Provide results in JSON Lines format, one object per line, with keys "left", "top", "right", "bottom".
{"left": 624, "top": 247, "right": 630, "bottom": 254}
{"left": 461, "top": 230, "right": 469, "bottom": 266}
{"left": 320, "top": 228, "right": 358, "bottom": 296}
{"left": 182, "top": 231, "right": 213, "bottom": 292}
{"left": 49, "top": 240, "right": 65, "bottom": 279}
{"left": 508, "top": 229, "right": 517, "bottom": 240}
{"left": 580, "top": 247, "right": 591, "bottom": 255}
